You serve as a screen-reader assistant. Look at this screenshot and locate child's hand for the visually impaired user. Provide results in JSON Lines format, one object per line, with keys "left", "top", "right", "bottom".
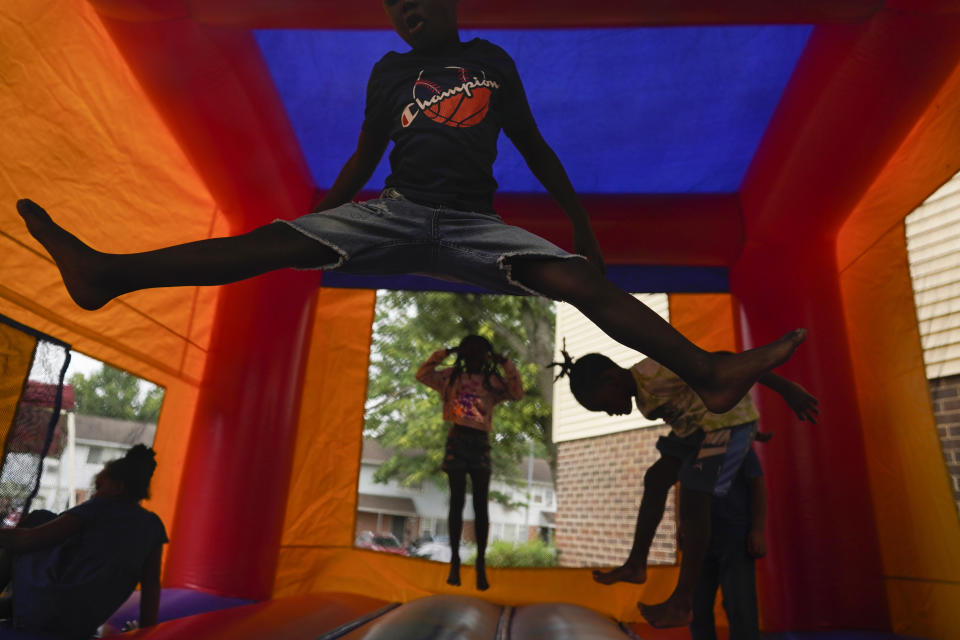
{"left": 748, "top": 529, "right": 766, "bottom": 558}
{"left": 783, "top": 381, "right": 819, "bottom": 424}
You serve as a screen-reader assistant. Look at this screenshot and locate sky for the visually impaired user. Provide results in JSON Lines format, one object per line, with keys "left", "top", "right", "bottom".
{"left": 63, "top": 349, "right": 162, "bottom": 398}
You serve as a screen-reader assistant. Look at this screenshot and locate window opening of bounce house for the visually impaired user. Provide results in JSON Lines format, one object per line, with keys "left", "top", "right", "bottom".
{"left": 358, "top": 290, "right": 678, "bottom": 571}
{"left": 0, "top": 347, "right": 164, "bottom": 525}
{"left": 905, "top": 167, "right": 960, "bottom": 516}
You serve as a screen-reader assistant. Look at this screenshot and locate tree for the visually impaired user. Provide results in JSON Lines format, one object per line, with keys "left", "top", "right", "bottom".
{"left": 69, "top": 365, "right": 163, "bottom": 423}
{"left": 365, "top": 291, "right": 556, "bottom": 495}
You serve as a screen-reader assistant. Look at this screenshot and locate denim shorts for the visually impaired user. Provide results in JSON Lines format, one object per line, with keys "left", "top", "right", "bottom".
{"left": 441, "top": 424, "right": 491, "bottom": 474}
{"left": 279, "top": 188, "right": 582, "bottom": 296}
{"left": 656, "top": 421, "right": 757, "bottom": 496}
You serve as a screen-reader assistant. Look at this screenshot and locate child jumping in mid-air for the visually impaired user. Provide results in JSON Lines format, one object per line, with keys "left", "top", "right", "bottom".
{"left": 416, "top": 334, "right": 523, "bottom": 590}
{"left": 16, "top": 0, "right": 805, "bottom": 418}
{"left": 552, "top": 348, "right": 818, "bottom": 629}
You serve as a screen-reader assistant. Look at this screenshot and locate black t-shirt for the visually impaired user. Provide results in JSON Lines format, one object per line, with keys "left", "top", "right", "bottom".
{"left": 363, "top": 38, "right": 536, "bottom": 213}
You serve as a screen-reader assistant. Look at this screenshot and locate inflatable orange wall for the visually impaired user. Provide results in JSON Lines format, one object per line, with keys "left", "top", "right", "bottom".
{"left": 1, "top": 1, "right": 959, "bottom": 635}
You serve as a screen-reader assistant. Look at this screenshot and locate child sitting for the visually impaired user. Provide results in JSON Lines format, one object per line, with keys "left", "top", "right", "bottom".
{"left": 0, "top": 445, "right": 167, "bottom": 637}
{"left": 553, "top": 348, "right": 817, "bottom": 628}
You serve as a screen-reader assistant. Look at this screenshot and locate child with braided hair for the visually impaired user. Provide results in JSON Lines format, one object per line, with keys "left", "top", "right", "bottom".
{"left": 551, "top": 347, "right": 817, "bottom": 628}
{"left": 0, "top": 444, "right": 167, "bottom": 637}
{"left": 416, "top": 334, "right": 523, "bottom": 590}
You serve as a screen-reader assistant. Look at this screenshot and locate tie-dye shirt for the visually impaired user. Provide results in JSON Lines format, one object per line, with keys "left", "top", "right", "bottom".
{"left": 416, "top": 349, "right": 524, "bottom": 432}
{"left": 630, "top": 358, "right": 759, "bottom": 438}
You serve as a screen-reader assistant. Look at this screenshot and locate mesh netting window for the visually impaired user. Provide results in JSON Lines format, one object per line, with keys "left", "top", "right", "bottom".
{"left": 0, "top": 315, "right": 71, "bottom": 527}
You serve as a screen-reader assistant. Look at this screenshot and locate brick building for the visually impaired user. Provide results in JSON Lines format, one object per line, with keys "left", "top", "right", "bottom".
{"left": 930, "top": 375, "right": 960, "bottom": 511}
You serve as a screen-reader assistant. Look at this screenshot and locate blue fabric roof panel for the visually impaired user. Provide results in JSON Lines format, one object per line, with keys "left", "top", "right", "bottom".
{"left": 256, "top": 25, "right": 811, "bottom": 195}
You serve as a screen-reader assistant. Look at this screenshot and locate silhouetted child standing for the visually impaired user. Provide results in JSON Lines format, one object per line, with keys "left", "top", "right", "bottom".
{"left": 17, "top": 0, "right": 805, "bottom": 421}
{"left": 417, "top": 335, "right": 523, "bottom": 590}
{"left": 690, "top": 443, "right": 767, "bottom": 640}
{"left": 553, "top": 349, "right": 817, "bottom": 628}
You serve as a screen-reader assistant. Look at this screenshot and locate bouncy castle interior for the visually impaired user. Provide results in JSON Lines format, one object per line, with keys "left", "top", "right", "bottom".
{"left": 2, "top": 0, "right": 960, "bottom": 638}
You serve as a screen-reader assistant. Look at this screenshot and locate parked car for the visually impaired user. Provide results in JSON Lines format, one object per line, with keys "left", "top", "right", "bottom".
{"left": 416, "top": 539, "right": 452, "bottom": 563}
{"left": 413, "top": 535, "right": 479, "bottom": 563}
{"left": 1, "top": 510, "right": 20, "bottom": 528}
{"left": 411, "top": 533, "right": 448, "bottom": 549}
{"left": 355, "top": 530, "right": 408, "bottom": 556}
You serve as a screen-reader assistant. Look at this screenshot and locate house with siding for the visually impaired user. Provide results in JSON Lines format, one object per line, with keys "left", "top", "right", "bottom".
{"left": 906, "top": 169, "right": 960, "bottom": 512}
{"left": 356, "top": 438, "right": 556, "bottom": 549}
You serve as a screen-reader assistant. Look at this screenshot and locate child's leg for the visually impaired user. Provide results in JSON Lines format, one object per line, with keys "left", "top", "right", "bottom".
{"left": 16, "top": 199, "right": 337, "bottom": 310}
{"left": 508, "top": 258, "right": 805, "bottom": 413}
{"left": 593, "top": 455, "right": 681, "bottom": 585}
{"left": 689, "top": 544, "right": 721, "bottom": 640}
{"left": 0, "top": 510, "right": 57, "bottom": 607}
{"left": 469, "top": 469, "right": 491, "bottom": 591}
{"left": 0, "top": 549, "right": 11, "bottom": 597}
{"left": 445, "top": 469, "right": 467, "bottom": 586}
{"left": 717, "top": 534, "right": 760, "bottom": 640}
{"left": 639, "top": 486, "right": 712, "bottom": 628}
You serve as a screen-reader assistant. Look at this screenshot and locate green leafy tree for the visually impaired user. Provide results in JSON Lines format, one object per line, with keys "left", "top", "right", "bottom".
{"left": 69, "top": 365, "right": 163, "bottom": 423}
{"left": 137, "top": 385, "right": 165, "bottom": 423}
{"left": 364, "top": 291, "right": 556, "bottom": 496}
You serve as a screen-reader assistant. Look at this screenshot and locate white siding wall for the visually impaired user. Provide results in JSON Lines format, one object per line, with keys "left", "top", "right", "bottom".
{"left": 489, "top": 478, "right": 555, "bottom": 542}
{"left": 36, "top": 440, "right": 130, "bottom": 512}
{"left": 907, "top": 170, "right": 960, "bottom": 379}
{"left": 357, "top": 462, "right": 449, "bottom": 520}
{"left": 553, "top": 294, "right": 669, "bottom": 443}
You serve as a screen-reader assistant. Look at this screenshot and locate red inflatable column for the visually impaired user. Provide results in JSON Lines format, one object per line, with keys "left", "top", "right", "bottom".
{"left": 730, "top": 239, "right": 888, "bottom": 630}
{"left": 163, "top": 271, "right": 318, "bottom": 599}
{"left": 88, "top": 9, "right": 323, "bottom": 600}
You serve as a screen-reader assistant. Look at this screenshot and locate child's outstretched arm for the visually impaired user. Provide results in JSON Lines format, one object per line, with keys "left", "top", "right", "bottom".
{"left": 505, "top": 125, "right": 605, "bottom": 272}
{"left": 0, "top": 513, "right": 82, "bottom": 552}
{"left": 758, "top": 372, "right": 819, "bottom": 423}
{"left": 416, "top": 348, "right": 452, "bottom": 393}
{"left": 496, "top": 355, "right": 524, "bottom": 401}
{"left": 311, "top": 129, "right": 389, "bottom": 213}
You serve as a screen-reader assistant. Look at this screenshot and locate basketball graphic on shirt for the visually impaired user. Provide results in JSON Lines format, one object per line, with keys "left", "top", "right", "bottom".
{"left": 401, "top": 66, "right": 497, "bottom": 129}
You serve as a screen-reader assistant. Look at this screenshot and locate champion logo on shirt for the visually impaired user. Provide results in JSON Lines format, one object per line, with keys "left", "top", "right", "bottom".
{"left": 401, "top": 66, "right": 499, "bottom": 129}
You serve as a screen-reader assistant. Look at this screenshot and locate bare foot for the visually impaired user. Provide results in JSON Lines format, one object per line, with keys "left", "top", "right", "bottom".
{"left": 16, "top": 198, "right": 115, "bottom": 310}
{"left": 695, "top": 329, "right": 807, "bottom": 413}
{"left": 475, "top": 562, "right": 489, "bottom": 591}
{"left": 638, "top": 598, "right": 692, "bottom": 629}
{"left": 592, "top": 563, "right": 646, "bottom": 585}
{"left": 446, "top": 560, "right": 460, "bottom": 587}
